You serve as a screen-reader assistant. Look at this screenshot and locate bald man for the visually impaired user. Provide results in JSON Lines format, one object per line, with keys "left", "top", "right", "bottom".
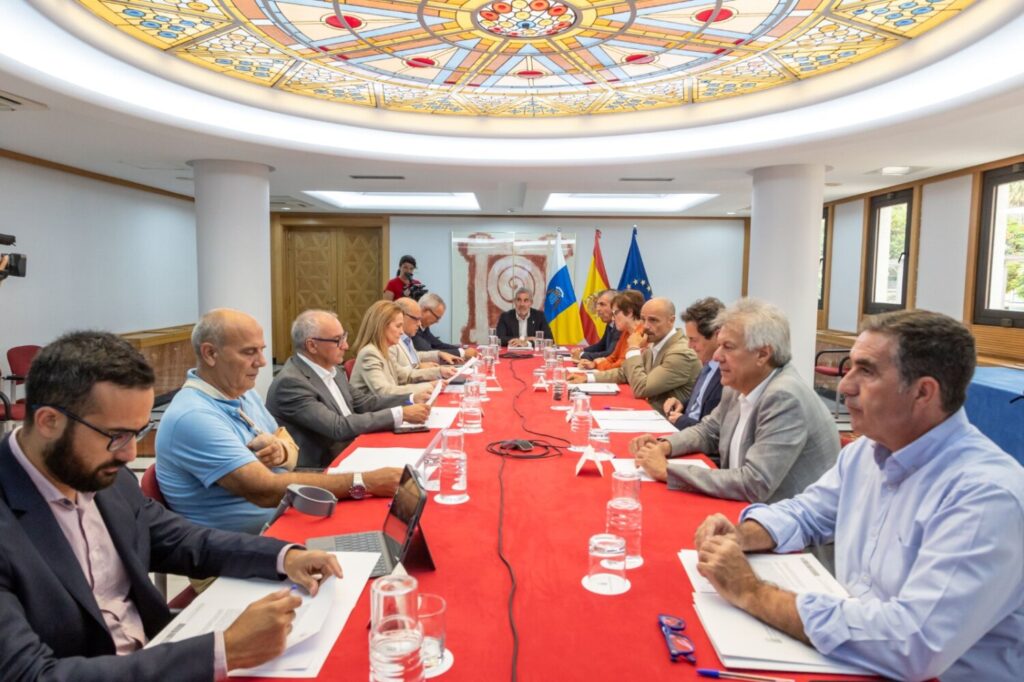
{"left": 573, "top": 297, "right": 700, "bottom": 414}
{"left": 156, "top": 309, "right": 401, "bottom": 534}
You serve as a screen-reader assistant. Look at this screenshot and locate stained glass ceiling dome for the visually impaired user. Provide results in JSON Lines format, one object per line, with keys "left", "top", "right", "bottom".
{"left": 75, "top": 0, "right": 977, "bottom": 118}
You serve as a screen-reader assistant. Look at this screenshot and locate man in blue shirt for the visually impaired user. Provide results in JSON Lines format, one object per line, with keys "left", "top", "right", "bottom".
{"left": 692, "top": 310, "right": 1024, "bottom": 682}
{"left": 157, "top": 309, "right": 401, "bottom": 534}
{"left": 663, "top": 296, "right": 725, "bottom": 430}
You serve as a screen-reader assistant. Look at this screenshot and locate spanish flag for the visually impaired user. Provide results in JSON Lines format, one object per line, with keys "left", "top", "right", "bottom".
{"left": 579, "top": 230, "right": 610, "bottom": 344}
{"left": 544, "top": 231, "right": 585, "bottom": 345}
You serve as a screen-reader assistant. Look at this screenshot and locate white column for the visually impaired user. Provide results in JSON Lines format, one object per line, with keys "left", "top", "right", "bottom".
{"left": 748, "top": 164, "right": 825, "bottom": 383}
{"left": 189, "top": 159, "right": 273, "bottom": 395}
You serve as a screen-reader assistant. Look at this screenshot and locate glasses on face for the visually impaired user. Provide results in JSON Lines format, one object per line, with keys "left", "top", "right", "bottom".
{"left": 35, "top": 405, "right": 155, "bottom": 453}
{"left": 312, "top": 333, "right": 348, "bottom": 347}
{"left": 658, "top": 614, "right": 696, "bottom": 663}
{"left": 403, "top": 312, "right": 422, "bottom": 322}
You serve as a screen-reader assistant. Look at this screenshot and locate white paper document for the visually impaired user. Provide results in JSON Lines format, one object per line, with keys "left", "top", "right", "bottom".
{"left": 148, "top": 551, "right": 379, "bottom": 677}
{"left": 327, "top": 447, "right": 426, "bottom": 474}
{"left": 679, "top": 550, "right": 871, "bottom": 675}
{"left": 610, "top": 457, "right": 708, "bottom": 482}
{"left": 400, "top": 405, "right": 459, "bottom": 430}
{"left": 592, "top": 410, "right": 676, "bottom": 433}
{"left": 570, "top": 383, "right": 620, "bottom": 395}
{"left": 425, "top": 381, "right": 443, "bottom": 405}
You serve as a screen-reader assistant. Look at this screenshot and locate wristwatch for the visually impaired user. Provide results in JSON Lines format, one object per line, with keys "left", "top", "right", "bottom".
{"left": 349, "top": 472, "right": 366, "bottom": 500}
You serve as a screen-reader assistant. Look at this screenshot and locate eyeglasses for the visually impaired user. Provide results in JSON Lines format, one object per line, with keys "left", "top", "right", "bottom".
{"left": 34, "top": 405, "right": 155, "bottom": 453}
{"left": 658, "top": 614, "right": 696, "bottom": 663}
{"left": 312, "top": 333, "right": 348, "bottom": 347}
{"left": 402, "top": 312, "right": 422, "bottom": 322}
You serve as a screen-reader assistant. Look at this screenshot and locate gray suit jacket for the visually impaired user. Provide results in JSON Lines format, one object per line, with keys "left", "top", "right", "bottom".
{"left": 664, "top": 363, "right": 839, "bottom": 504}
{"left": 267, "top": 355, "right": 407, "bottom": 468}
{"left": 594, "top": 329, "right": 701, "bottom": 413}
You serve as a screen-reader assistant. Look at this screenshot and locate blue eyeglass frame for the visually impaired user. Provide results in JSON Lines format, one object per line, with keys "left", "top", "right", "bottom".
{"left": 658, "top": 613, "right": 696, "bottom": 663}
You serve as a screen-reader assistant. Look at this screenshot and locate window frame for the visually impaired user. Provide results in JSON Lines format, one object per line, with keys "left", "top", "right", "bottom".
{"left": 862, "top": 189, "right": 913, "bottom": 315}
{"left": 818, "top": 206, "right": 829, "bottom": 312}
{"left": 973, "top": 162, "right": 1024, "bottom": 329}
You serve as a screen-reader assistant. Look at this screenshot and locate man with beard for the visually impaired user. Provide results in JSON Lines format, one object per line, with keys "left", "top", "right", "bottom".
{"left": 0, "top": 331, "right": 343, "bottom": 680}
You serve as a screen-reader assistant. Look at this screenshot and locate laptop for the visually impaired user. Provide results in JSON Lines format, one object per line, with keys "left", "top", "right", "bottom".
{"left": 306, "top": 465, "right": 430, "bottom": 577}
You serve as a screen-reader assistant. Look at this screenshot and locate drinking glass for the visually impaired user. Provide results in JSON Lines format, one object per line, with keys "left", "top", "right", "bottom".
{"left": 463, "top": 380, "right": 482, "bottom": 401}
{"left": 587, "top": 428, "right": 613, "bottom": 461}
{"left": 569, "top": 411, "right": 592, "bottom": 452}
{"left": 419, "top": 442, "right": 443, "bottom": 492}
{"left": 418, "top": 594, "right": 452, "bottom": 677}
{"left": 610, "top": 468, "right": 641, "bottom": 501}
{"left": 550, "top": 366, "right": 569, "bottom": 410}
{"left": 369, "top": 615, "right": 425, "bottom": 682}
{"left": 582, "top": 533, "right": 630, "bottom": 595}
{"left": 483, "top": 354, "right": 496, "bottom": 380}
{"left": 606, "top": 497, "right": 643, "bottom": 569}
{"left": 436, "top": 448, "right": 469, "bottom": 505}
{"left": 370, "top": 574, "right": 419, "bottom": 628}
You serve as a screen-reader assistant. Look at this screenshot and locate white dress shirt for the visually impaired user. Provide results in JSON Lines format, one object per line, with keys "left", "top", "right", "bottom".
{"left": 297, "top": 353, "right": 352, "bottom": 416}
{"left": 517, "top": 313, "right": 530, "bottom": 339}
{"left": 624, "top": 327, "right": 676, "bottom": 362}
{"left": 727, "top": 368, "right": 778, "bottom": 468}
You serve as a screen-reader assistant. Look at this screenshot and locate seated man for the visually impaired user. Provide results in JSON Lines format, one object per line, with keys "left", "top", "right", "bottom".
{"left": 572, "top": 289, "right": 620, "bottom": 361}
{"left": 0, "top": 331, "right": 341, "bottom": 679}
{"left": 630, "top": 299, "right": 838, "bottom": 503}
{"left": 267, "top": 309, "right": 431, "bottom": 469}
{"left": 574, "top": 297, "right": 701, "bottom": 413}
{"left": 157, "top": 309, "right": 400, "bottom": 534}
{"left": 692, "top": 311, "right": 1024, "bottom": 682}
{"left": 663, "top": 297, "right": 726, "bottom": 430}
{"left": 392, "top": 298, "right": 461, "bottom": 376}
{"left": 414, "top": 293, "right": 477, "bottom": 359}
{"left": 496, "top": 287, "right": 553, "bottom": 347}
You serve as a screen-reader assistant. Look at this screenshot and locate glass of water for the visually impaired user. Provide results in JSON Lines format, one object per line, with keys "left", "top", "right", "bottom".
{"left": 436, "top": 428, "right": 469, "bottom": 505}
{"left": 587, "top": 428, "right": 613, "bottom": 461}
{"left": 459, "top": 394, "right": 483, "bottom": 433}
{"left": 582, "top": 533, "right": 630, "bottom": 595}
{"left": 606, "top": 496, "right": 643, "bottom": 569}
{"left": 369, "top": 615, "right": 425, "bottom": 682}
{"left": 418, "top": 593, "right": 451, "bottom": 676}
{"left": 370, "top": 574, "right": 419, "bottom": 629}
{"left": 550, "top": 366, "right": 569, "bottom": 410}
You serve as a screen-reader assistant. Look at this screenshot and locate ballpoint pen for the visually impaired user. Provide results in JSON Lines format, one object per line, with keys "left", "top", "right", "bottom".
{"left": 696, "top": 669, "right": 795, "bottom": 682}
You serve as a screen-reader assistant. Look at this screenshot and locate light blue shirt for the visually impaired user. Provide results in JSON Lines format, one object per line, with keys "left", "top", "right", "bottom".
{"left": 686, "top": 361, "right": 719, "bottom": 420}
{"left": 742, "top": 408, "right": 1024, "bottom": 681}
{"left": 156, "top": 370, "right": 284, "bottom": 534}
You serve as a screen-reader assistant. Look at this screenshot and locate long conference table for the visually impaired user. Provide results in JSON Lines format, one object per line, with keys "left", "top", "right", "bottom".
{"left": 252, "top": 354, "right": 864, "bottom": 682}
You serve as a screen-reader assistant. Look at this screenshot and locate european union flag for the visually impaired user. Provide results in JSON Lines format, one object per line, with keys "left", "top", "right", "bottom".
{"left": 616, "top": 227, "right": 653, "bottom": 300}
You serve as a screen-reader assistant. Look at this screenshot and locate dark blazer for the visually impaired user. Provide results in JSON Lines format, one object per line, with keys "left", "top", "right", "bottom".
{"left": 412, "top": 326, "right": 460, "bottom": 353}
{"left": 0, "top": 435, "right": 287, "bottom": 681}
{"left": 582, "top": 324, "right": 621, "bottom": 360}
{"left": 672, "top": 366, "right": 723, "bottom": 430}
{"left": 267, "top": 355, "right": 408, "bottom": 469}
{"left": 495, "top": 308, "right": 553, "bottom": 346}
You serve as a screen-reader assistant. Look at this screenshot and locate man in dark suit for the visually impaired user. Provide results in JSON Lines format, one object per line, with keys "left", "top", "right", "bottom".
{"left": 267, "top": 309, "right": 430, "bottom": 469}
{"left": 664, "top": 297, "right": 726, "bottom": 430}
{"left": 0, "top": 331, "right": 342, "bottom": 680}
{"left": 496, "top": 287, "right": 553, "bottom": 346}
{"left": 574, "top": 289, "right": 620, "bottom": 361}
{"left": 414, "top": 292, "right": 477, "bottom": 359}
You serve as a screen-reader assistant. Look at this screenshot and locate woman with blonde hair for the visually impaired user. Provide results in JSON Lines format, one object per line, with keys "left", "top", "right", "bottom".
{"left": 576, "top": 290, "right": 644, "bottom": 373}
{"left": 350, "top": 300, "right": 437, "bottom": 398}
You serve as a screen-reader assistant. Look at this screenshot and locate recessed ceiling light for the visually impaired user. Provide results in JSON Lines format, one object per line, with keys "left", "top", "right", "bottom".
{"left": 880, "top": 166, "right": 913, "bottom": 176}
{"left": 281, "top": 206, "right": 291, "bottom": 210}
{"left": 304, "top": 191, "right": 480, "bottom": 211}
{"left": 542, "top": 193, "right": 716, "bottom": 213}
{"left": 726, "top": 211, "right": 736, "bottom": 215}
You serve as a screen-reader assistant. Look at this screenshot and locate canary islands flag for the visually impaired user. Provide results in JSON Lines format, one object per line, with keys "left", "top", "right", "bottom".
{"left": 545, "top": 232, "right": 585, "bottom": 345}
{"left": 617, "top": 227, "right": 653, "bottom": 300}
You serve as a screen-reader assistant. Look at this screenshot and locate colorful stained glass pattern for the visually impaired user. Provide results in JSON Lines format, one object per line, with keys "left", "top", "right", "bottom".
{"left": 73, "top": 0, "right": 978, "bottom": 117}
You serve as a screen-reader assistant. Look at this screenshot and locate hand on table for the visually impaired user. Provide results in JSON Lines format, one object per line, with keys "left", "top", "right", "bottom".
{"left": 663, "top": 397, "right": 684, "bottom": 423}
{"left": 439, "top": 351, "right": 461, "bottom": 365}
{"left": 248, "top": 432, "right": 288, "bottom": 468}
{"left": 570, "top": 347, "right": 583, "bottom": 361}
{"left": 577, "top": 359, "right": 596, "bottom": 370}
{"left": 282, "top": 548, "right": 344, "bottom": 596}
{"left": 627, "top": 434, "right": 660, "bottom": 456}
{"left": 402, "top": 404, "right": 430, "bottom": 423}
{"left": 439, "top": 366, "right": 458, "bottom": 379}
{"left": 362, "top": 467, "right": 403, "bottom": 497}
{"left": 224, "top": 589, "right": 301, "bottom": 670}
{"left": 412, "top": 389, "right": 432, "bottom": 404}
{"left": 634, "top": 441, "right": 670, "bottom": 482}
{"left": 696, "top": 535, "right": 761, "bottom": 609}
{"left": 694, "top": 513, "right": 738, "bottom": 551}
{"left": 462, "top": 348, "right": 478, "bottom": 359}
{"left": 508, "top": 338, "right": 528, "bottom": 348}
{"left": 568, "top": 373, "right": 587, "bottom": 384}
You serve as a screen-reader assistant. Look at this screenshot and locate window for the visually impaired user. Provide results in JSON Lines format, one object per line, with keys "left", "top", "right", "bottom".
{"left": 863, "top": 189, "right": 912, "bottom": 314}
{"left": 974, "top": 163, "right": 1024, "bottom": 328}
{"left": 818, "top": 207, "right": 828, "bottom": 311}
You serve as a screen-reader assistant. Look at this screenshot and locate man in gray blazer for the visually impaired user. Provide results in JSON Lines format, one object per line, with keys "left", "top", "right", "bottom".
{"left": 630, "top": 299, "right": 839, "bottom": 504}
{"left": 267, "top": 310, "right": 430, "bottom": 469}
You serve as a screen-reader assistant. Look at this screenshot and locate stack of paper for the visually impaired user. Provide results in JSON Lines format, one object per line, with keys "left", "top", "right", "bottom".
{"left": 327, "top": 447, "right": 427, "bottom": 474}
{"left": 399, "top": 405, "right": 459, "bottom": 430}
{"left": 148, "top": 551, "right": 380, "bottom": 678}
{"left": 571, "top": 383, "right": 620, "bottom": 395}
{"left": 678, "top": 550, "right": 871, "bottom": 675}
{"left": 610, "top": 457, "right": 708, "bottom": 482}
{"left": 591, "top": 409, "right": 676, "bottom": 433}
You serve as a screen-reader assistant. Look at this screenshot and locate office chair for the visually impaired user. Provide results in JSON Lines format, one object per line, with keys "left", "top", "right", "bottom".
{"left": 5, "top": 344, "right": 41, "bottom": 403}
{"left": 814, "top": 349, "right": 851, "bottom": 419}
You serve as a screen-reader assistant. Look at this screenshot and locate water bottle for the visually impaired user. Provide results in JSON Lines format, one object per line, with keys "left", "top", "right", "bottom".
{"left": 369, "top": 615, "right": 425, "bottom": 682}
{"left": 569, "top": 411, "right": 592, "bottom": 452}
{"left": 606, "top": 497, "right": 643, "bottom": 569}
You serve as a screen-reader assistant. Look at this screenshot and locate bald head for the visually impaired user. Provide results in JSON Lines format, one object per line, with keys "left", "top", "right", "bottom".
{"left": 395, "top": 297, "right": 423, "bottom": 336}
{"left": 192, "top": 308, "right": 267, "bottom": 398}
{"left": 639, "top": 297, "right": 677, "bottom": 344}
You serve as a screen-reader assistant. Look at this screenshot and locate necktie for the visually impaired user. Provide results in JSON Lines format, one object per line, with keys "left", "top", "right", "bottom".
{"left": 402, "top": 336, "right": 419, "bottom": 367}
{"left": 686, "top": 365, "right": 713, "bottom": 419}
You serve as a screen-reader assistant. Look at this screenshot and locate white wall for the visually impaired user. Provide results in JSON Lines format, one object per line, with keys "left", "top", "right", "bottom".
{"left": 828, "top": 201, "right": 865, "bottom": 332}
{"left": 389, "top": 216, "right": 746, "bottom": 341}
{"left": 0, "top": 158, "right": 198, "bottom": 365}
{"left": 916, "top": 175, "right": 972, "bottom": 318}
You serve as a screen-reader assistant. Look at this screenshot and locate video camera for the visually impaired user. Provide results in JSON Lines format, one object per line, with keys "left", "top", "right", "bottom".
{"left": 0, "top": 234, "right": 27, "bottom": 280}
{"left": 408, "top": 282, "right": 428, "bottom": 301}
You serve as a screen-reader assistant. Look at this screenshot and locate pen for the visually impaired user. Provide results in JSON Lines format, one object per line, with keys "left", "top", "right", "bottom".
{"left": 696, "top": 669, "right": 795, "bottom": 682}
{"left": 603, "top": 406, "right": 633, "bottom": 411}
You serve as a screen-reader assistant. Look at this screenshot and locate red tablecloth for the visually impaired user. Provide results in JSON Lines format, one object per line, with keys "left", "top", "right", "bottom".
{"left": 254, "top": 356, "right": 866, "bottom": 682}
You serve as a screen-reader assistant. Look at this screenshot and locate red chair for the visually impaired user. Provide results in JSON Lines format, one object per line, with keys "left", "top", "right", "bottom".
{"left": 344, "top": 358, "right": 356, "bottom": 379}
{"left": 814, "top": 349, "right": 851, "bottom": 418}
{"left": 5, "top": 344, "right": 41, "bottom": 402}
{"left": 0, "top": 391, "right": 25, "bottom": 429}
{"left": 140, "top": 463, "right": 167, "bottom": 507}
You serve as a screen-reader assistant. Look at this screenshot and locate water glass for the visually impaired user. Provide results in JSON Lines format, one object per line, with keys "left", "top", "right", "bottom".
{"left": 419, "top": 444, "right": 442, "bottom": 492}
{"left": 533, "top": 330, "right": 544, "bottom": 355}
{"left": 370, "top": 574, "right": 419, "bottom": 628}
{"left": 463, "top": 380, "right": 482, "bottom": 401}
{"left": 606, "top": 497, "right": 644, "bottom": 569}
{"left": 582, "top": 533, "right": 630, "bottom": 595}
{"left": 587, "top": 428, "right": 613, "bottom": 461}
{"left": 550, "top": 366, "right": 569, "bottom": 410}
{"left": 483, "top": 354, "right": 496, "bottom": 380}
{"left": 459, "top": 394, "right": 483, "bottom": 433}
{"left": 487, "top": 326, "right": 496, "bottom": 340}
{"left": 569, "top": 411, "right": 592, "bottom": 452}
{"left": 369, "top": 615, "right": 425, "bottom": 682}
{"left": 436, "top": 449, "right": 469, "bottom": 505}
{"left": 610, "top": 468, "right": 641, "bottom": 501}
{"left": 418, "top": 593, "right": 450, "bottom": 675}
{"left": 572, "top": 393, "right": 591, "bottom": 417}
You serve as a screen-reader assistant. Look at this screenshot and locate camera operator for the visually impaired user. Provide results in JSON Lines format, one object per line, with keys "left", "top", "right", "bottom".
{"left": 383, "top": 255, "right": 427, "bottom": 301}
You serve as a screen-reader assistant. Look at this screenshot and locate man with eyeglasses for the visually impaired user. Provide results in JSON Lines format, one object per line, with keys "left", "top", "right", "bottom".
{"left": 572, "top": 297, "right": 701, "bottom": 414}
{"left": 414, "top": 292, "right": 478, "bottom": 359}
{"left": 157, "top": 309, "right": 402, "bottom": 534}
{"left": 0, "top": 331, "right": 344, "bottom": 679}
{"left": 393, "top": 298, "right": 461, "bottom": 378}
{"left": 267, "top": 309, "right": 431, "bottom": 469}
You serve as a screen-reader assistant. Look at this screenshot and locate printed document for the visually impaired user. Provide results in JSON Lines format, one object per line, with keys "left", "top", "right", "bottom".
{"left": 592, "top": 410, "right": 676, "bottom": 433}
{"left": 611, "top": 457, "right": 708, "bottom": 482}
{"left": 400, "top": 405, "right": 459, "bottom": 430}
{"left": 328, "top": 447, "right": 426, "bottom": 474}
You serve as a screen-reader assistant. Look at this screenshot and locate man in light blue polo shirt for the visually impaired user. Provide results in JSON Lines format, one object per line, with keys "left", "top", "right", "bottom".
{"left": 157, "top": 309, "right": 401, "bottom": 534}
{"left": 691, "top": 310, "right": 1024, "bottom": 682}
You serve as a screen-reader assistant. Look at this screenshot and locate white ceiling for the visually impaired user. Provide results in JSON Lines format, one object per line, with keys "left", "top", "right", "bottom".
{"left": 2, "top": 1, "right": 1024, "bottom": 217}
